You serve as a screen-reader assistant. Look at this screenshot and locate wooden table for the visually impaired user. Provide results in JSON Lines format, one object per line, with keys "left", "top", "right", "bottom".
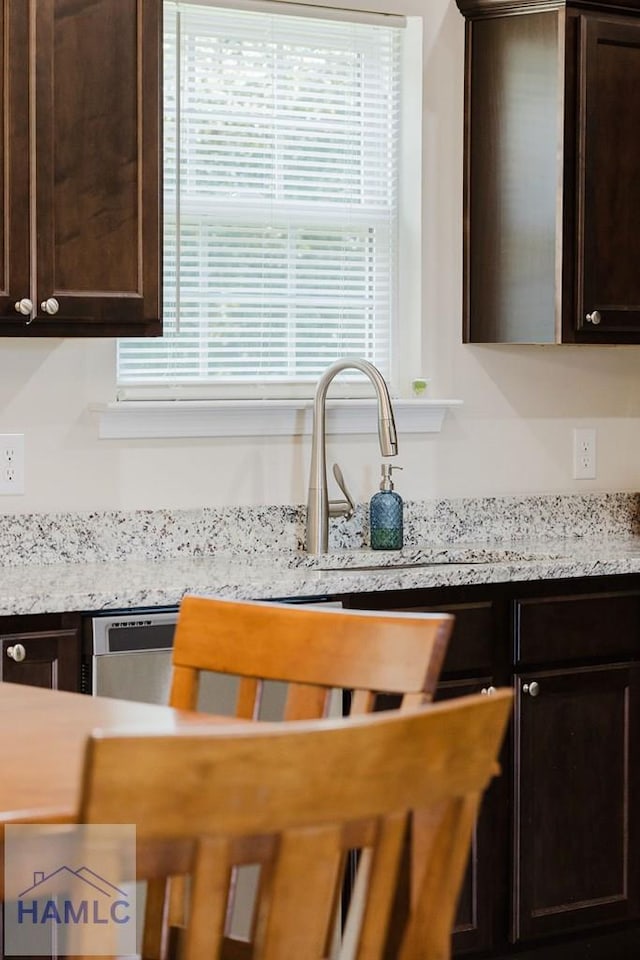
{"left": 0, "top": 682, "right": 235, "bottom": 825}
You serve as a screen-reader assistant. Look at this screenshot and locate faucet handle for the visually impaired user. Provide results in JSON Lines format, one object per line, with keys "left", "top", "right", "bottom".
{"left": 329, "top": 463, "right": 355, "bottom": 519}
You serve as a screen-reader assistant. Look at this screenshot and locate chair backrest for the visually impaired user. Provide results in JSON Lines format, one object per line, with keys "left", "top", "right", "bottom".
{"left": 80, "top": 690, "right": 513, "bottom": 960}
{"left": 170, "top": 595, "right": 454, "bottom": 719}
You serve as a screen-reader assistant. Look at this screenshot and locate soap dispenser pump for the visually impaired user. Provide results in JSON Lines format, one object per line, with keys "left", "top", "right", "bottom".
{"left": 370, "top": 463, "right": 403, "bottom": 550}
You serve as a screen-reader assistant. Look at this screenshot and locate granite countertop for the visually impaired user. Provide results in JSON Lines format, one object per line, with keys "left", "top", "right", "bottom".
{"left": 2, "top": 493, "right": 640, "bottom": 616}
{"left": 4, "top": 535, "right": 640, "bottom": 617}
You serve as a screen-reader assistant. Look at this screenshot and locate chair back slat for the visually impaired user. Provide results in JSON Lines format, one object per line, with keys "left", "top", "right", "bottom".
{"left": 351, "top": 814, "right": 407, "bottom": 960}
{"left": 349, "top": 689, "right": 376, "bottom": 715}
{"left": 80, "top": 691, "right": 513, "bottom": 960}
{"left": 170, "top": 664, "right": 199, "bottom": 711}
{"left": 283, "top": 682, "right": 330, "bottom": 720}
{"left": 236, "top": 677, "right": 262, "bottom": 720}
{"left": 255, "top": 826, "right": 342, "bottom": 960}
{"left": 183, "top": 837, "right": 230, "bottom": 960}
{"left": 400, "top": 795, "right": 481, "bottom": 960}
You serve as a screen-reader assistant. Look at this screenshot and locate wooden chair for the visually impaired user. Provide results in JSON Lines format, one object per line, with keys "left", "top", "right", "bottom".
{"left": 168, "top": 594, "right": 455, "bottom": 719}
{"left": 78, "top": 690, "right": 513, "bottom": 960}
{"left": 146, "top": 594, "right": 455, "bottom": 959}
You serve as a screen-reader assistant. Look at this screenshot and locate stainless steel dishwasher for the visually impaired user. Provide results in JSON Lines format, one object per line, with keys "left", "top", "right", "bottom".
{"left": 83, "top": 608, "right": 178, "bottom": 702}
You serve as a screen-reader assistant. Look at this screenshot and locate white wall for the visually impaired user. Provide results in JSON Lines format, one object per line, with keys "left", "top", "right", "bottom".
{"left": 2, "top": 0, "right": 640, "bottom": 515}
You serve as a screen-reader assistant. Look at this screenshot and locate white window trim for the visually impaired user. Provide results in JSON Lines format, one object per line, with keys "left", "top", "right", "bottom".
{"left": 104, "top": 6, "right": 448, "bottom": 440}
{"left": 95, "top": 397, "right": 462, "bottom": 439}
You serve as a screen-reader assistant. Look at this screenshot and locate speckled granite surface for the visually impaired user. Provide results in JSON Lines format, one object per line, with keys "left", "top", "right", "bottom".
{"left": 0, "top": 492, "right": 640, "bottom": 616}
{"left": 0, "top": 492, "right": 638, "bottom": 566}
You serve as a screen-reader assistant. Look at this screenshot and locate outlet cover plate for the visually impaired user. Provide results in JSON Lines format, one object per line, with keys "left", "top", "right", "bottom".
{"left": 0, "top": 434, "right": 24, "bottom": 495}
{"left": 573, "top": 427, "right": 596, "bottom": 480}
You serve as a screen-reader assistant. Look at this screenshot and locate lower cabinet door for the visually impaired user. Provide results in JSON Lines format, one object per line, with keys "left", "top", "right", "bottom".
{"left": 513, "top": 663, "right": 639, "bottom": 942}
{"left": 437, "top": 677, "right": 499, "bottom": 955}
{"left": 1, "top": 623, "right": 81, "bottom": 691}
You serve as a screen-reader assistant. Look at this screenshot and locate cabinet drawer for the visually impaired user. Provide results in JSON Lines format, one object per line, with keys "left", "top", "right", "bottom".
{"left": 389, "top": 601, "right": 494, "bottom": 676}
{"left": 514, "top": 591, "right": 640, "bottom": 666}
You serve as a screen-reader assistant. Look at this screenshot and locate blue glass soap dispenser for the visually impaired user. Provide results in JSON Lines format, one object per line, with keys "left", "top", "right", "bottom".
{"left": 370, "top": 464, "right": 403, "bottom": 550}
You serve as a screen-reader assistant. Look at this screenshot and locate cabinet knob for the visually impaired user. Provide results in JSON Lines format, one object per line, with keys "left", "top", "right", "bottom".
{"left": 40, "top": 298, "right": 60, "bottom": 315}
{"left": 585, "top": 310, "right": 601, "bottom": 326}
{"left": 6, "top": 643, "right": 26, "bottom": 662}
{"left": 14, "top": 299, "right": 33, "bottom": 316}
{"left": 522, "top": 681, "right": 540, "bottom": 697}
{"left": 481, "top": 686, "right": 496, "bottom": 696}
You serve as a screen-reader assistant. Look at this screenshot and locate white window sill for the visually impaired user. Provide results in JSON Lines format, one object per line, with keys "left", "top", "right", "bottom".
{"left": 95, "top": 398, "right": 462, "bottom": 440}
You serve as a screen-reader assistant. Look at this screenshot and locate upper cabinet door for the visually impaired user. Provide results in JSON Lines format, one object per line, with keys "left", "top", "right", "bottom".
{"left": 459, "top": 0, "right": 640, "bottom": 345}
{"left": 575, "top": 15, "right": 640, "bottom": 337}
{"left": 30, "top": 0, "right": 161, "bottom": 337}
{"left": 0, "top": 2, "right": 31, "bottom": 322}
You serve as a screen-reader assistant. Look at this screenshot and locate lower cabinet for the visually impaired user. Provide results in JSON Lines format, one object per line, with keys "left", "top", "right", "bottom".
{"left": 513, "top": 663, "right": 639, "bottom": 942}
{"left": 2, "top": 577, "right": 640, "bottom": 957}
{"left": 345, "top": 576, "right": 640, "bottom": 959}
{"left": 0, "top": 613, "right": 82, "bottom": 691}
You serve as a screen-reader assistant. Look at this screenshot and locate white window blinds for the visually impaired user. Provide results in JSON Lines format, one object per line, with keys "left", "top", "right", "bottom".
{"left": 117, "top": 0, "right": 402, "bottom": 396}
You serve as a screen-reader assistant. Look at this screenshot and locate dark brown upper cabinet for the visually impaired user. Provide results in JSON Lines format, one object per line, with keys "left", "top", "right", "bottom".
{"left": 0, "top": 0, "right": 161, "bottom": 338}
{"left": 457, "top": 0, "right": 640, "bottom": 343}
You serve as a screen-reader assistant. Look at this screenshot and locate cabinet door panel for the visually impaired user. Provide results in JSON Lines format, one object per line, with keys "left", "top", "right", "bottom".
{"left": 513, "top": 663, "right": 638, "bottom": 941}
{"left": 465, "top": 9, "right": 561, "bottom": 344}
{"left": 31, "top": 0, "right": 160, "bottom": 336}
{"left": 0, "top": 1, "right": 30, "bottom": 324}
{"left": 1, "top": 628, "right": 80, "bottom": 691}
{"left": 576, "top": 15, "right": 640, "bottom": 335}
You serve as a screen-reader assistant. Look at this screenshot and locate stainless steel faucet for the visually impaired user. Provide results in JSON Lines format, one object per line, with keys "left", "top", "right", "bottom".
{"left": 305, "top": 358, "right": 398, "bottom": 554}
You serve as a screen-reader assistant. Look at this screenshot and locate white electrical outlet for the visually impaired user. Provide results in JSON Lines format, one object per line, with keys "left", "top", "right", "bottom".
{"left": 0, "top": 434, "right": 25, "bottom": 495}
{"left": 573, "top": 427, "right": 596, "bottom": 480}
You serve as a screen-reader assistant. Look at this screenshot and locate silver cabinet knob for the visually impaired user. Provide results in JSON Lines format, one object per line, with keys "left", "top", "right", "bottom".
{"left": 6, "top": 643, "right": 26, "bottom": 662}
{"left": 40, "top": 298, "right": 59, "bottom": 315}
{"left": 585, "top": 310, "right": 601, "bottom": 325}
{"left": 14, "top": 299, "right": 33, "bottom": 316}
{"left": 481, "top": 686, "right": 496, "bottom": 696}
{"left": 522, "top": 681, "right": 540, "bottom": 697}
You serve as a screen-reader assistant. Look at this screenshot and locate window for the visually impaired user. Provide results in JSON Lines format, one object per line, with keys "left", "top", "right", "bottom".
{"left": 117, "top": 0, "right": 407, "bottom": 399}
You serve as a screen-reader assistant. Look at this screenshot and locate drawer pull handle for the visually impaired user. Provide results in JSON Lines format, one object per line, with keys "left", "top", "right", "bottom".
{"left": 7, "top": 643, "right": 26, "bottom": 662}
{"left": 522, "top": 681, "right": 540, "bottom": 697}
{"left": 585, "top": 310, "right": 601, "bottom": 326}
{"left": 481, "top": 686, "right": 496, "bottom": 696}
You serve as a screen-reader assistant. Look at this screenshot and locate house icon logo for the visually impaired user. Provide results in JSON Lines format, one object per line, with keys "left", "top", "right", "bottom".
{"left": 17, "top": 865, "right": 131, "bottom": 927}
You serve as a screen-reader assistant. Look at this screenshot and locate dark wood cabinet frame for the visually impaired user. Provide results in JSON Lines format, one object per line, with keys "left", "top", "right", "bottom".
{"left": 346, "top": 573, "right": 640, "bottom": 959}
{"left": 458, "top": 0, "right": 640, "bottom": 344}
{"left": 0, "top": 0, "right": 161, "bottom": 338}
